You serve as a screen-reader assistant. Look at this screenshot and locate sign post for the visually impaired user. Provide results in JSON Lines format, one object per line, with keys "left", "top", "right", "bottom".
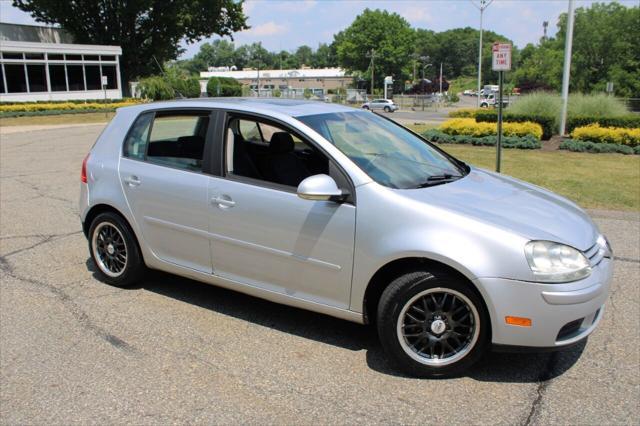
{"left": 101, "top": 75, "right": 108, "bottom": 119}
{"left": 384, "top": 76, "right": 393, "bottom": 99}
{"left": 492, "top": 42, "right": 511, "bottom": 173}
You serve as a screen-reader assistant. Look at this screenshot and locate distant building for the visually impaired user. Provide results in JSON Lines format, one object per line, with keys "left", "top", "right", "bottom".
{"left": 0, "top": 23, "right": 123, "bottom": 102}
{"left": 200, "top": 67, "right": 353, "bottom": 96}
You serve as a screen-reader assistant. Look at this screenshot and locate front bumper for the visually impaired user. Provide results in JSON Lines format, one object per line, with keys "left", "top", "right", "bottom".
{"left": 473, "top": 257, "right": 612, "bottom": 348}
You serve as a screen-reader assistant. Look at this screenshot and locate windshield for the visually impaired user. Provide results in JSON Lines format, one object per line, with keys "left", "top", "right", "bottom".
{"left": 296, "top": 111, "right": 466, "bottom": 189}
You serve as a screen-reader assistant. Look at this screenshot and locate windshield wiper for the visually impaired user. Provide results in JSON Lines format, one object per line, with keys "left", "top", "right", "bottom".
{"left": 414, "top": 174, "right": 462, "bottom": 188}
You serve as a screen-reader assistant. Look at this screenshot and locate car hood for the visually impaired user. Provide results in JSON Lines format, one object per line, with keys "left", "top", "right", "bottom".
{"left": 401, "top": 167, "right": 599, "bottom": 251}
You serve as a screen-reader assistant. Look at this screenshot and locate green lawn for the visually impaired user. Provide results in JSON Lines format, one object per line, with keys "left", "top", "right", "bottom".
{"left": 439, "top": 145, "right": 640, "bottom": 211}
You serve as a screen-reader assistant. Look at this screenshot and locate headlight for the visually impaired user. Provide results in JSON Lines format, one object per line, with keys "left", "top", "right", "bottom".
{"left": 524, "top": 241, "right": 591, "bottom": 283}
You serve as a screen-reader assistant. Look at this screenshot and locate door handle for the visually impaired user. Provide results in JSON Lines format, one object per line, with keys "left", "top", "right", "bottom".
{"left": 123, "top": 175, "right": 141, "bottom": 187}
{"left": 211, "top": 195, "right": 236, "bottom": 208}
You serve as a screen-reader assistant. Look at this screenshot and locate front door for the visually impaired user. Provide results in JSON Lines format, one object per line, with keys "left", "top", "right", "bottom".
{"left": 120, "top": 110, "right": 213, "bottom": 273}
{"left": 207, "top": 114, "right": 356, "bottom": 309}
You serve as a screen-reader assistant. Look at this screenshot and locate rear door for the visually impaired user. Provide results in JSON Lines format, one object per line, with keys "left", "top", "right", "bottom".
{"left": 119, "top": 109, "right": 214, "bottom": 273}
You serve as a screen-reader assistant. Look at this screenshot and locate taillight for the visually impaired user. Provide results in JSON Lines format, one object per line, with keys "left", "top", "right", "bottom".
{"left": 81, "top": 153, "right": 90, "bottom": 183}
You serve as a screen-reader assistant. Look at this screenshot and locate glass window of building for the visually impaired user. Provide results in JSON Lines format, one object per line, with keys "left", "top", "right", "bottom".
{"left": 26, "top": 64, "right": 47, "bottom": 92}
{"left": 5, "top": 64, "right": 27, "bottom": 92}
{"left": 66, "top": 54, "right": 82, "bottom": 61}
{"left": 3, "top": 52, "right": 23, "bottom": 60}
{"left": 67, "top": 65, "right": 85, "bottom": 90}
{"left": 25, "top": 53, "right": 44, "bottom": 60}
{"left": 101, "top": 65, "right": 117, "bottom": 89}
{"left": 48, "top": 54, "right": 64, "bottom": 60}
{"left": 49, "top": 64, "right": 67, "bottom": 91}
{"left": 100, "top": 55, "right": 116, "bottom": 61}
{"left": 83, "top": 55, "right": 99, "bottom": 61}
{"left": 85, "top": 65, "right": 101, "bottom": 90}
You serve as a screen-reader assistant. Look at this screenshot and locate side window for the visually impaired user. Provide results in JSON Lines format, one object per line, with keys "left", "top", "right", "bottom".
{"left": 146, "top": 112, "right": 210, "bottom": 172}
{"left": 123, "top": 113, "right": 153, "bottom": 160}
{"left": 226, "top": 116, "right": 329, "bottom": 188}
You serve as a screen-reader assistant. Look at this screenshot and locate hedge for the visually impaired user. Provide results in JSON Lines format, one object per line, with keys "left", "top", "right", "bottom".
{"left": 566, "top": 115, "right": 640, "bottom": 133}
{"left": 440, "top": 118, "right": 543, "bottom": 139}
{"left": 0, "top": 100, "right": 140, "bottom": 113}
{"left": 422, "top": 129, "right": 541, "bottom": 149}
{"left": 559, "top": 139, "right": 639, "bottom": 155}
{"left": 475, "top": 110, "right": 555, "bottom": 140}
{"left": 571, "top": 124, "right": 640, "bottom": 147}
{"left": 206, "top": 77, "right": 242, "bottom": 97}
{"left": 448, "top": 108, "right": 482, "bottom": 118}
{"left": 0, "top": 109, "right": 119, "bottom": 118}
{"left": 0, "top": 98, "right": 137, "bottom": 106}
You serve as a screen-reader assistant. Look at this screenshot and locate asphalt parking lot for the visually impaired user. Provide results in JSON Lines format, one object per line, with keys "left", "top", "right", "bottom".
{"left": 1, "top": 123, "right": 639, "bottom": 424}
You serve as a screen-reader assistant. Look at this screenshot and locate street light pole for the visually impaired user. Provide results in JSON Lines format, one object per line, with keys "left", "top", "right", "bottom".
{"left": 367, "top": 49, "right": 376, "bottom": 97}
{"left": 559, "top": 0, "right": 576, "bottom": 136}
{"left": 471, "top": 0, "right": 493, "bottom": 107}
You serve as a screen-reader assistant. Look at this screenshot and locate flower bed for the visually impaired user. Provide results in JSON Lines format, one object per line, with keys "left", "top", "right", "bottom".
{"left": 422, "top": 129, "right": 541, "bottom": 149}
{"left": 0, "top": 100, "right": 141, "bottom": 113}
{"left": 439, "top": 118, "right": 543, "bottom": 139}
{"left": 560, "top": 139, "right": 639, "bottom": 155}
{"left": 571, "top": 123, "right": 640, "bottom": 147}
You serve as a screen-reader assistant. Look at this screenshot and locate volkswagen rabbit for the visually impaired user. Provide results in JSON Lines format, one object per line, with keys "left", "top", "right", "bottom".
{"left": 80, "top": 99, "right": 612, "bottom": 377}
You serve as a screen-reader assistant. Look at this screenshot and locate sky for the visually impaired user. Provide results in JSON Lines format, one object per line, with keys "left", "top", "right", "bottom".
{"left": 0, "top": 0, "right": 635, "bottom": 59}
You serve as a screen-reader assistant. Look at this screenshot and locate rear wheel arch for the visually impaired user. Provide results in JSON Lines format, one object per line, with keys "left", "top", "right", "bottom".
{"left": 363, "top": 257, "right": 490, "bottom": 331}
{"left": 83, "top": 204, "right": 139, "bottom": 247}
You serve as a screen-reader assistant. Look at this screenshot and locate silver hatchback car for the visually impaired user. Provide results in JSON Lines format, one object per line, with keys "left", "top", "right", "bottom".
{"left": 80, "top": 99, "right": 611, "bottom": 377}
{"left": 361, "top": 98, "right": 399, "bottom": 112}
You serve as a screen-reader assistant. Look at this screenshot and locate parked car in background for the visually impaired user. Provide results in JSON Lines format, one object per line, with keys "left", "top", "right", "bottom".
{"left": 80, "top": 99, "right": 611, "bottom": 378}
{"left": 463, "top": 89, "right": 475, "bottom": 96}
{"left": 361, "top": 98, "right": 398, "bottom": 112}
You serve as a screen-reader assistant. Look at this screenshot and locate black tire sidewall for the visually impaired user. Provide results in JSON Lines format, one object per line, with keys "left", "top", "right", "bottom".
{"left": 88, "top": 212, "right": 143, "bottom": 287}
{"left": 377, "top": 270, "right": 489, "bottom": 378}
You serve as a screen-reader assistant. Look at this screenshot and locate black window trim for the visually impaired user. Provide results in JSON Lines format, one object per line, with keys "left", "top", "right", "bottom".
{"left": 120, "top": 107, "right": 218, "bottom": 176}
{"left": 218, "top": 109, "right": 356, "bottom": 205}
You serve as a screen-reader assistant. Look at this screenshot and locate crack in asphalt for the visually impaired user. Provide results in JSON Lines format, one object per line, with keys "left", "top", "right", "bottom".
{"left": 522, "top": 352, "right": 560, "bottom": 426}
{"left": 1, "top": 231, "right": 81, "bottom": 258}
{"left": 614, "top": 256, "right": 640, "bottom": 264}
{"left": 0, "top": 236, "right": 136, "bottom": 354}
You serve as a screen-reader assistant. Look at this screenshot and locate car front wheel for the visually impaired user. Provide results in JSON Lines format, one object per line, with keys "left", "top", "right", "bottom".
{"left": 88, "top": 212, "right": 144, "bottom": 287}
{"left": 377, "top": 269, "right": 489, "bottom": 378}
{"left": 384, "top": 106, "right": 391, "bottom": 112}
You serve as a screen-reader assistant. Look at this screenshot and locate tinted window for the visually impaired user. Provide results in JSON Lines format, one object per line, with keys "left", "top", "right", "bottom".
{"left": 48, "top": 54, "right": 64, "bottom": 60}
{"left": 83, "top": 55, "right": 99, "bottom": 61}
{"left": 4, "top": 64, "right": 27, "bottom": 93}
{"left": 66, "top": 54, "right": 81, "bottom": 61}
{"left": 26, "top": 64, "right": 47, "bottom": 92}
{"left": 297, "top": 111, "right": 465, "bottom": 189}
{"left": 49, "top": 65, "right": 67, "bottom": 91}
{"left": 123, "top": 113, "right": 153, "bottom": 160}
{"left": 67, "top": 65, "right": 84, "bottom": 90}
{"left": 85, "top": 65, "right": 101, "bottom": 90}
{"left": 147, "top": 113, "right": 209, "bottom": 172}
{"left": 100, "top": 55, "right": 116, "bottom": 61}
{"left": 100, "top": 65, "right": 117, "bottom": 89}
{"left": 24, "top": 53, "right": 44, "bottom": 60}
{"left": 3, "top": 52, "right": 23, "bottom": 60}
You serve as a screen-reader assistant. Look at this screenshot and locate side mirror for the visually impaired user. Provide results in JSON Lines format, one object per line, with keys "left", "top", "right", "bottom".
{"left": 297, "top": 174, "right": 347, "bottom": 202}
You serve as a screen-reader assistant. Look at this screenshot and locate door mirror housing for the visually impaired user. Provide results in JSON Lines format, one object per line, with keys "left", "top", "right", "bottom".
{"left": 297, "top": 174, "right": 347, "bottom": 202}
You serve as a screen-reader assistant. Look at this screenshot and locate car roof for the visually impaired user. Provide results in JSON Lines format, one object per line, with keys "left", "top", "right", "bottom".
{"left": 118, "top": 97, "right": 358, "bottom": 118}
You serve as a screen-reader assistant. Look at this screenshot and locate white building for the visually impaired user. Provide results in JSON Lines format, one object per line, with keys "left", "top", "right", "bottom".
{"left": 0, "top": 23, "right": 123, "bottom": 102}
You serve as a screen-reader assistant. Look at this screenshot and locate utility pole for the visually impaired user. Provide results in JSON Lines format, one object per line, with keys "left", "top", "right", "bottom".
{"left": 367, "top": 49, "right": 376, "bottom": 97}
{"left": 559, "top": 0, "right": 575, "bottom": 136}
{"left": 439, "top": 63, "right": 443, "bottom": 94}
{"left": 471, "top": 0, "right": 493, "bottom": 107}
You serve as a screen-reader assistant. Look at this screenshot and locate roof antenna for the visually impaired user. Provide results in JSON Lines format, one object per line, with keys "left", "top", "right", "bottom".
{"left": 152, "top": 55, "right": 185, "bottom": 99}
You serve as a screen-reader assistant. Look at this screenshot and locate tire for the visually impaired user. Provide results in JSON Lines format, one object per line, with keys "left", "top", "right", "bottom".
{"left": 88, "top": 212, "right": 145, "bottom": 287}
{"left": 377, "top": 269, "right": 489, "bottom": 378}
{"left": 362, "top": 105, "right": 370, "bottom": 110}
{"left": 384, "top": 106, "right": 391, "bottom": 112}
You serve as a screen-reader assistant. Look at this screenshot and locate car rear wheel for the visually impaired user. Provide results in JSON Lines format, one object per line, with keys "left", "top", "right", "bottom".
{"left": 377, "top": 269, "right": 489, "bottom": 378}
{"left": 89, "top": 212, "right": 144, "bottom": 287}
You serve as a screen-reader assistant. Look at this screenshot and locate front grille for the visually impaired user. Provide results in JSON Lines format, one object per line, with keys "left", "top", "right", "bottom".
{"left": 557, "top": 318, "right": 584, "bottom": 341}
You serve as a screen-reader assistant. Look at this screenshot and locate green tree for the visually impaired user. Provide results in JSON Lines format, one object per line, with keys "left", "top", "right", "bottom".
{"left": 295, "top": 45, "right": 313, "bottom": 67}
{"left": 333, "top": 9, "right": 415, "bottom": 91}
{"left": 311, "top": 43, "right": 337, "bottom": 68}
{"left": 13, "top": 0, "right": 248, "bottom": 90}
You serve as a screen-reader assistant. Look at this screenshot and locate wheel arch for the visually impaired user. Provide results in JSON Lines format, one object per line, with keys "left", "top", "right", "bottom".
{"left": 362, "top": 257, "right": 491, "bottom": 330}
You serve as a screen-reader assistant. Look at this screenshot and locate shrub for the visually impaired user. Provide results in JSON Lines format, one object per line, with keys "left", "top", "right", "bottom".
{"left": 559, "top": 139, "right": 637, "bottom": 155}
{"left": 448, "top": 108, "right": 482, "bottom": 118}
{"left": 447, "top": 92, "right": 460, "bottom": 103}
{"left": 566, "top": 115, "right": 640, "bottom": 133}
{"left": 206, "top": 77, "right": 242, "bottom": 97}
{"left": 509, "top": 92, "right": 629, "bottom": 119}
{"left": 439, "top": 118, "right": 543, "bottom": 139}
{"left": 303, "top": 88, "right": 313, "bottom": 99}
{"left": 0, "top": 100, "right": 140, "bottom": 113}
{"left": 273, "top": 89, "right": 281, "bottom": 98}
{"left": 137, "top": 76, "right": 175, "bottom": 100}
{"left": 421, "top": 129, "right": 541, "bottom": 149}
{"left": 172, "top": 76, "right": 201, "bottom": 98}
{"left": 571, "top": 124, "right": 640, "bottom": 147}
{"left": 475, "top": 110, "right": 555, "bottom": 140}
